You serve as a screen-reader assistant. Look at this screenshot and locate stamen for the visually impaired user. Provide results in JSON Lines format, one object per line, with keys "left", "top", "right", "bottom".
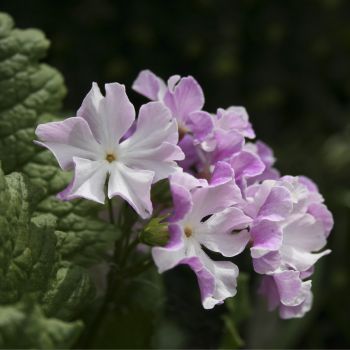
{"left": 106, "top": 153, "right": 117, "bottom": 163}
{"left": 178, "top": 125, "right": 189, "bottom": 140}
{"left": 184, "top": 226, "right": 193, "bottom": 238}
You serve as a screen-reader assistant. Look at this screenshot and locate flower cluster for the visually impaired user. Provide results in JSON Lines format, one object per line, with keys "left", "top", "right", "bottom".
{"left": 35, "top": 70, "right": 333, "bottom": 319}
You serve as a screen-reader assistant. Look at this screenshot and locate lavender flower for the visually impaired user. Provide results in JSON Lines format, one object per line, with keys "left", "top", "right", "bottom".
{"left": 35, "top": 82, "right": 184, "bottom": 218}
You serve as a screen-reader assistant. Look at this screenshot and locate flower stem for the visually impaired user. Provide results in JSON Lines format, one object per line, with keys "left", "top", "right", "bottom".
{"left": 108, "top": 197, "right": 115, "bottom": 225}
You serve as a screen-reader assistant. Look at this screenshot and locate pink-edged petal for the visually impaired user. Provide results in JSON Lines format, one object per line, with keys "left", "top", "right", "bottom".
{"left": 217, "top": 106, "right": 255, "bottom": 139}
{"left": 132, "top": 69, "right": 166, "bottom": 100}
{"left": 108, "top": 162, "right": 154, "bottom": 219}
{"left": 279, "top": 283, "right": 313, "bottom": 319}
{"left": 253, "top": 251, "right": 281, "bottom": 274}
{"left": 152, "top": 224, "right": 186, "bottom": 272}
{"left": 182, "top": 250, "right": 239, "bottom": 309}
{"left": 78, "top": 83, "right": 135, "bottom": 147}
{"left": 273, "top": 270, "right": 305, "bottom": 307}
{"left": 281, "top": 246, "right": 331, "bottom": 272}
{"left": 245, "top": 182, "right": 293, "bottom": 222}
{"left": 169, "top": 184, "right": 193, "bottom": 223}
{"left": 210, "top": 161, "right": 234, "bottom": 186}
{"left": 121, "top": 101, "right": 179, "bottom": 152}
{"left": 170, "top": 171, "right": 207, "bottom": 191}
{"left": 178, "top": 134, "right": 202, "bottom": 171}
{"left": 99, "top": 83, "right": 135, "bottom": 147}
{"left": 163, "top": 76, "right": 204, "bottom": 122}
{"left": 123, "top": 142, "right": 183, "bottom": 183}
{"left": 35, "top": 117, "right": 102, "bottom": 170}
{"left": 308, "top": 203, "right": 334, "bottom": 237}
{"left": 298, "top": 175, "right": 319, "bottom": 193}
{"left": 198, "top": 207, "right": 252, "bottom": 257}
{"left": 283, "top": 214, "right": 328, "bottom": 252}
{"left": 186, "top": 111, "right": 214, "bottom": 142}
{"left": 167, "top": 75, "right": 181, "bottom": 91}
{"left": 120, "top": 102, "right": 184, "bottom": 181}
{"left": 254, "top": 140, "right": 276, "bottom": 168}
{"left": 189, "top": 181, "right": 242, "bottom": 222}
{"left": 230, "top": 150, "right": 265, "bottom": 181}
{"left": 58, "top": 157, "right": 107, "bottom": 203}
{"left": 76, "top": 82, "right": 104, "bottom": 142}
{"left": 212, "top": 129, "right": 244, "bottom": 163}
{"left": 250, "top": 220, "right": 282, "bottom": 258}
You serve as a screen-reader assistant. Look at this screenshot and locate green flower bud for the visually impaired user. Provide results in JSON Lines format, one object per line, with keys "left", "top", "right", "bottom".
{"left": 139, "top": 216, "right": 169, "bottom": 247}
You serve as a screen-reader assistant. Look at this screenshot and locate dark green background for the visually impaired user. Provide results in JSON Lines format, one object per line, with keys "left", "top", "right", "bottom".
{"left": 2, "top": 0, "right": 350, "bottom": 348}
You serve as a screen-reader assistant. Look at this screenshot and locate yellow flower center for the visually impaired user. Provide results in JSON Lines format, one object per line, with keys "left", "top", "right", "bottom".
{"left": 106, "top": 153, "right": 117, "bottom": 163}
{"left": 184, "top": 226, "right": 193, "bottom": 238}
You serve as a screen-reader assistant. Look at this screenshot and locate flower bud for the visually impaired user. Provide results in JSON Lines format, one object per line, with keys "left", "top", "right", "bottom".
{"left": 139, "top": 216, "right": 169, "bottom": 247}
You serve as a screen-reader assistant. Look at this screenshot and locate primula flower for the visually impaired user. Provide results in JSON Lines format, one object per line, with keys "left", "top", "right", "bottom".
{"left": 35, "top": 82, "right": 184, "bottom": 218}
{"left": 245, "top": 177, "right": 333, "bottom": 318}
{"left": 201, "top": 106, "right": 255, "bottom": 154}
{"left": 152, "top": 163, "right": 252, "bottom": 309}
{"left": 133, "top": 70, "right": 214, "bottom": 171}
{"left": 132, "top": 69, "right": 213, "bottom": 141}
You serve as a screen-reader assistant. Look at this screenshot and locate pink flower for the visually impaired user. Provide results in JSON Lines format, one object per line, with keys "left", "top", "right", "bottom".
{"left": 245, "top": 177, "right": 333, "bottom": 318}
{"left": 152, "top": 163, "right": 252, "bottom": 309}
{"left": 35, "top": 82, "right": 184, "bottom": 219}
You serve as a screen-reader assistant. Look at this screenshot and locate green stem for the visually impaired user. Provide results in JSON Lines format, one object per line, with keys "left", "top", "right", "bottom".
{"left": 108, "top": 197, "right": 115, "bottom": 225}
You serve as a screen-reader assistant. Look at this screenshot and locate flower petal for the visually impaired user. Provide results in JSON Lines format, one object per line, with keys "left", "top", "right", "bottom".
{"left": 181, "top": 248, "right": 239, "bottom": 309}
{"left": 189, "top": 180, "right": 242, "bottom": 223}
{"left": 217, "top": 106, "right": 255, "bottom": 139}
{"left": 210, "top": 161, "right": 234, "bottom": 186}
{"left": 253, "top": 251, "right": 281, "bottom": 274}
{"left": 169, "top": 183, "right": 193, "bottom": 223}
{"left": 212, "top": 129, "right": 244, "bottom": 163}
{"left": 308, "top": 203, "right": 334, "bottom": 237}
{"left": 132, "top": 69, "right": 167, "bottom": 100}
{"left": 76, "top": 82, "right": 103, "bottom": 142}
{"left": 283, "top": 214, "right": 328, "bottom": 252}
{"left": 163, "top": 76, "right": 204, "bottom": 122}
{"left": 120, "top": 102, "right": 184, "bottom": 181}
{"left": 279, "top": 284, "right": 313, "bottom": 319}
{"left": 198, "top": 207, "right": 252, "bottom": 257}
{"left": 152, "top": 224, "right": 186, "bottom": 272}
{"left": 250, "top": 220, "right": 282, "bottom": 258}
{"left": 35, "top": 117, "right": 102, "bottom": 170}
{"left": 121, "top": 101, "right": 180, "bottom": 153}
{"left": 245, "top": 182, "right": 293, "bottom": 222}
{"left": 108, "top": 162, "right": 154, "bottom": 219}
{"left": 230, "top": 150, "right": 265, "bottom": 181}
{"left": 186, "top": 111, "right": 214, "bottom": 142}
{"left": 78, "top": 83, "right": 135, "bottom": 147}
{"left": 58, "top": 157, "right": 107, "bottom": 203}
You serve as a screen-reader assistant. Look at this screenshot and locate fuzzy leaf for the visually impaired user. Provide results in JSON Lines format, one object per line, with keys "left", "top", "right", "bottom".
{"left": 0, "top": 302, "right": 83, "bottom": 349}
{"left": 0, "top": 167, "right": 94, "bottom": 316}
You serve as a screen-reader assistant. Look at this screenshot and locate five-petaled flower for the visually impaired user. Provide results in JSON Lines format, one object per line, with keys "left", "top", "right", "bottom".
{"left": 35, "top": 82, "right": 184, "bottom": 219}
{"left": 152, "top": 163, "right": 252, "bottom": 309}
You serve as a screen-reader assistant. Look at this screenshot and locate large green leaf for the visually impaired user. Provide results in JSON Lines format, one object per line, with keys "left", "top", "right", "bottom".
{"left": 0, "top": 166, "right": 93, "bottom": 346}
{"left": 0, "top": 302, "right": 82, "bottom": 349}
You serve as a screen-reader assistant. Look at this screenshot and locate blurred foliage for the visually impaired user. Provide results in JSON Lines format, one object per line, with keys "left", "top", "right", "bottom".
{"left": 1, "top": 0, "right": 350, "bottom": 348}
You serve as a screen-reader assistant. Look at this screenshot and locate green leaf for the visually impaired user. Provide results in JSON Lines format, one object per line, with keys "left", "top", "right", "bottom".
{"left": 0, "top": 166, "right": 93, "bottom": 345}
{"left": 0, "top": 302, "right": 83, "bottom": 349}
{"left": 0, "top": 12, "right": 116, "bottom": 267}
